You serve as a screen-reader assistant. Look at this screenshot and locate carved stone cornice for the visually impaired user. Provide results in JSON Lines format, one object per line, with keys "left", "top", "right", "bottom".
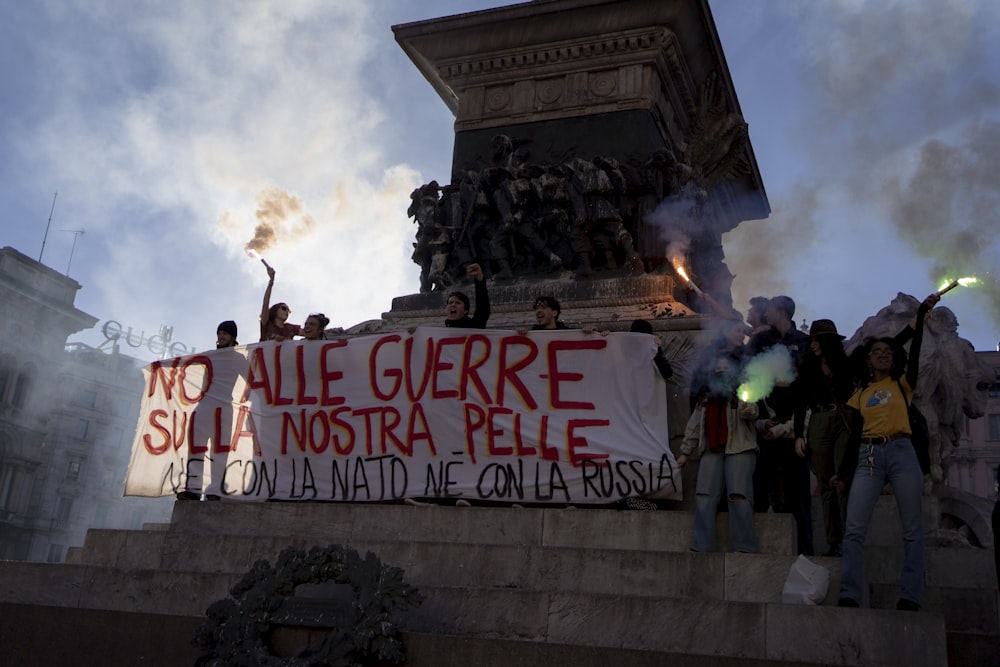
{"left": 394, "top": 0, "right": 769, "bottom": 225}
{"left": 435, "top": 27, "right": 697, "bottom": 138}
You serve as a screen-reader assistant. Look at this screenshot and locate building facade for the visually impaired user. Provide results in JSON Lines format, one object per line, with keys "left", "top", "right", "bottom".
{"left": 947, "top": 350, "right": 1000, "bottom": 501}
{"left": 0, "top": 247, "right": 171, "bottom": 561}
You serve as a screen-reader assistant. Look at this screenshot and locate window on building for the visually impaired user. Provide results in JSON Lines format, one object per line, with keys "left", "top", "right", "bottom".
{"left": 111, "top": 397, "right": 135, "bottom": 417}
{"left": 55, "top": 497, "right": 73, "bottom": 527}
{"left": 12, "top": 370, "right": 32, "bottom": 408}
{"left": 66, "top": 460, "right": 81, "bottom": 481}
{"left": 989, "top": 414, "right": 1000, "bottom": 441}
{"left": 78, "top": 389, "right": 97, "bottom": 409}
{"left": 73, "top": 418, "right": 90, "bottom": 440}
{"left": 0, "top": 464, "right": 17, "bottom": 512}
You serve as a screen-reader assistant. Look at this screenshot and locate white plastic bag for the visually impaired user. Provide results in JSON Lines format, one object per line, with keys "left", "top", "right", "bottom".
{"left": 781, "top": 554, "right": 830, "bottom": 605}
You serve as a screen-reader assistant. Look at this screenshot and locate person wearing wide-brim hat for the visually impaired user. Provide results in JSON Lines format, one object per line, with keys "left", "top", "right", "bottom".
{"left": 793, "top": 317, "right": 853, "bottom": 557}
{"left": 809, "top": 319, "right": 846, "bottom": 340}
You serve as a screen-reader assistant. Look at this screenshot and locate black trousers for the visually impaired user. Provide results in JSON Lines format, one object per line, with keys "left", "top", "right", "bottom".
{"left": 753, "top": 436, "right": 814, "bottom": 556}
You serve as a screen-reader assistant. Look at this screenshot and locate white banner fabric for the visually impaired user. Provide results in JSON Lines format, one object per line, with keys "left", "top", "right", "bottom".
{"left": 124, "top": 328, "right": 680, "bottom": 503}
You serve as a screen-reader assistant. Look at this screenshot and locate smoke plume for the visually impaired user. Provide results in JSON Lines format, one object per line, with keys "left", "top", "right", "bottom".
{"left": 883, "top": 121, "right": 1000, "bottom": 329}
{"left": 242, "top": 187, "right": 317, "bottom": 254}
{"left": 719, "top": 0, "right": 1000, "bottom": 345}
{"left": 739, "top": 345, "right": 796, "bottom": 403}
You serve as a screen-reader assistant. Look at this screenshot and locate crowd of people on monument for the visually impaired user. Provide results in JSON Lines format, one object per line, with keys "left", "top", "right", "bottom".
{"left": 203, "top": 254, "right": 946, "bottom": 613}
{"left": 679, "top": 290, "right": 941, "bottom": 612}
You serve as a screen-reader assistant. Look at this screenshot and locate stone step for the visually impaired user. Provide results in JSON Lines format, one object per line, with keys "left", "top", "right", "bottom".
{"left": 870, "top": 582, "right": 999, "bottom": 635}
{"left": 0, "top": 569, "right": 948, "bottom": 666}
{"left": 0, "top": 602, "right": 203, "bottom": 667}
{"left": 77, "top": 501, "right": 995, "bottom": 589}
{"left": 0, "top": 600, "right": 943, "bottom": 667}
{"left": 19, "top": 536, "right": 995, "bottom": 639}
{"left": 163, "top": 495, "right": 949, "bottom": 552}
{"left": 404, "top": 586, "right": 949, "bottom": 666}
{"left": 946, "top": 630, "right": 1000, "bottom": 667}
{"left": 0, "top": 561, "right": 232, "bottom": 618}
{"left": 166, "top": 500, "right": 802, "bottom": 552}
{"left": 71, "top": 526, "right": 993, "bottom": 609}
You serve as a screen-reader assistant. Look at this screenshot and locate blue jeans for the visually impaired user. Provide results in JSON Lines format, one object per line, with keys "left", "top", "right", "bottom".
{"left": 839, "top": 438, "right": 925, "bottom": 605}
{"left": 693, "top": 450, "right": 759, "bottom": 553}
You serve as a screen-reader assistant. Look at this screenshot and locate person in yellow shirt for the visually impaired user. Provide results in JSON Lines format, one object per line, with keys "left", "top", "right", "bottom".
{"left": 837, "top": 293, "right": 940, "bottom": 611}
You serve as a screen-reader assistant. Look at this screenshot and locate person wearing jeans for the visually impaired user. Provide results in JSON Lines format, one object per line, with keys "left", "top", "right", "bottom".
{"left": 678, "top": 320, "right": 759, "bottom": 554}
{"left": 839, "top": 437, "right": 925, "bottom": 606}
{"left": 686, "top": 445, "right": 759, "bottom": 552}
{"left": 836, "top": 293, "right": 940, "bottom": 611}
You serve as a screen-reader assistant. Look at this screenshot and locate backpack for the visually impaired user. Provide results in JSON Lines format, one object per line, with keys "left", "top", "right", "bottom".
{"left": 897, "top": 380, "right": 931, "bottom": 474}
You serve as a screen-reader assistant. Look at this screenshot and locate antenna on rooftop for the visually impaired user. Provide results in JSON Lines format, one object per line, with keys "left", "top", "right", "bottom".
{"left": 59, "top": 229, "right": 85, "bottom": 276}
{"left": 38, "top": 191, "right": 58, "bottom": 263}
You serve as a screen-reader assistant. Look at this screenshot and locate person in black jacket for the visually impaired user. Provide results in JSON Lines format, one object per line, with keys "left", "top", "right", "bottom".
{"left": 793, "top": 319, "right": 854, "bottom": 557}
{"left": 443, "top": 263, "right": 490, "bottom": 329}
{"left": 629, "top": 319, "right": 673, "bottom": 381}
{"left": 748, "top": 295, "right": 813, "bottom": 555}
{"left": 836, "top": 293, "right": 940, "bottom": 611}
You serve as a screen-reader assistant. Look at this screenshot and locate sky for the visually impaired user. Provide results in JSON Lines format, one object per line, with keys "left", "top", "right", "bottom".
{"left": 1, "top": 0, "right": 998, "bottom": 361}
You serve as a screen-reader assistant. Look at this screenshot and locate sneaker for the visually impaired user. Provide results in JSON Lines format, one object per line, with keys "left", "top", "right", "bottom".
{"left": 896, "top": 598, "right": 920, "bottom": 611}
{"left": 455, "top": 499, "right": 471, "bottom": 507}
{"left": 404, "top": 498, "right": 430, "bottom": 507}
{"left": 204, "top": 494, "right": 221, "bottom": 501}
{"left": 837, "top": 597, "right": 860, "bottom": 608}
{"left": 625, "top": 497, "right": 658, "bottom": 511}
{"left": 176, "top": 491, "right": 200, "bottom": 501}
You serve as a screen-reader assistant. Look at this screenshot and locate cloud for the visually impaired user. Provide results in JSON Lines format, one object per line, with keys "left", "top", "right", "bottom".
{"left": 7, "top": 1, "right": 431, "bottom": 354}
{"left": 720, "top": 0, "right": 1000, "bottom": 344}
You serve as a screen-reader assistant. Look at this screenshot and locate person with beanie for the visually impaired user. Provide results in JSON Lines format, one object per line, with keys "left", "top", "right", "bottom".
{"left": 216, "top": 320, "right": 238, "bottom": 348}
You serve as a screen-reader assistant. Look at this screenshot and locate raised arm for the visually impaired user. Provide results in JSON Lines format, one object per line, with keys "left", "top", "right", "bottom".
{"left": 259, "top": 266, "right": 276, "bottom": 324}
{"left": 468, "top": 263, "right": 491, "bottom": 328}
{"left": 653, "top": 338, "right": 673, "bottom": 380}
{"left": 903, "top": 293, "right": 940, "bottom": 388}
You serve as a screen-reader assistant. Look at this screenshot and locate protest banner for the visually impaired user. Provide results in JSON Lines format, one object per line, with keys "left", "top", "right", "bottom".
{"left": 124, "top": 328, "right": 680, "bottom": 503}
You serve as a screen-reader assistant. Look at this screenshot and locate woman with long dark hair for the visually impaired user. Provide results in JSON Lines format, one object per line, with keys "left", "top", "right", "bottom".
{"left": 837, "top": 293, "right": 939, "bottom": 610}
{"left": 793, "top": 319, "right": 854, "bottom": 557}
{"left": 259, "top": 265, "right": 301, "bottom": 342}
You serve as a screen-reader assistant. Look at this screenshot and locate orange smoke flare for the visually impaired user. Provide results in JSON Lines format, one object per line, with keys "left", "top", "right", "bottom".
{"left": 244, "top": 246, "right": 271, "bottom": 270}
{"left": 673, "top": 262, "right": 704, "bottom": 296}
